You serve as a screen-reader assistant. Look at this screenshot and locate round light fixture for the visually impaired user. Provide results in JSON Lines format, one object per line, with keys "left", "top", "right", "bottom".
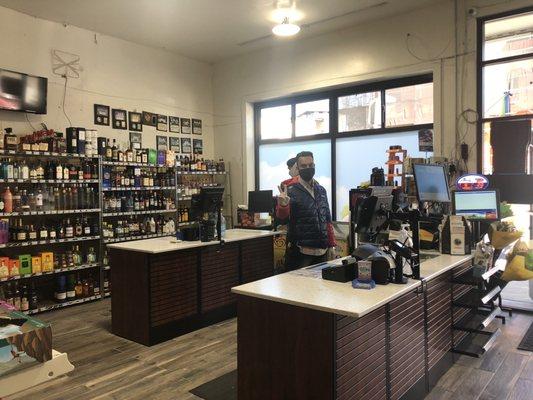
{"left": 272, "top": 17, "right": 300, "bottom": 37}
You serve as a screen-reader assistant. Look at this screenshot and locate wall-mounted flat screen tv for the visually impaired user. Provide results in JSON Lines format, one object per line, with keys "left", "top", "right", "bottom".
{"left": 0, "top": 68, "right": 47, "bottom": 114}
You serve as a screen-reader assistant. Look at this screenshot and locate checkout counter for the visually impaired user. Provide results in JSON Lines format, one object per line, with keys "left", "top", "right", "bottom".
{"left": 232, "top": 163, "right": 512, "bottom": 400}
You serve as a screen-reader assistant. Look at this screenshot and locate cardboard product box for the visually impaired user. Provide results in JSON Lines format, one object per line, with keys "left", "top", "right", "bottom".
{"left": 8, "top": 260, "right": 20, "bottom": 277}
{"left": 31, "top": 257, "right": 42, "bottom": 274}
{"left": 0, "top": 257, "right": 9, "bottom": 279}
{"left": 18, "top": 255, "right": 32, "bottom": 275}
{"left": 40, "top": 252, "right": 54, "bottom": 272}
{"left": 0, "top": 301, "right": 52, "bottom": 377}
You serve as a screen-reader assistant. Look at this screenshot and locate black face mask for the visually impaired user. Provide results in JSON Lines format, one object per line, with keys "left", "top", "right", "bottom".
{"left": 299, "top": 167, "right": 315, "bottom": 182}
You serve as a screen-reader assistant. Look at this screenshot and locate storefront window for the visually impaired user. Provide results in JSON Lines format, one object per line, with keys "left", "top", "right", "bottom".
{"left": 483, "top": 58, "right": 533, "bottom": 118}
{"left": 483, "top": 11, "right": 533, "bottom": 61}
{"left": 260, "top": 105, "right": 292, "bottom": 139}
{"left": 295, "top": 99, "right": 329, "bottom": 136}
{"left": 338, "top": 91, "right": 381, "bottom": 132}
{"left": 259, "top": 139, "right": 332, "bottom": 207}
{"left": 335, "top": 131, "right": 433, "bottom": 220}
{"left": 385, "top": 82, "right": 433, "bottom": 127}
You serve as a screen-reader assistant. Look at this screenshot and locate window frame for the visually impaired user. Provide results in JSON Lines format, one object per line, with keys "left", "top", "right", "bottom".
{"left": 476, "top": 6, "right": 533, "bottom": 172}
{"left": 254, "top": 74, "right": 434, "bottom": 219}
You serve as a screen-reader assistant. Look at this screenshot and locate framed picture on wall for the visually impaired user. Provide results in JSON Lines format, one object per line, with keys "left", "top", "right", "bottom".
{"left": 156, "top": 135, "right": 168, "bottom": 150}
{"left": 129, "top": 132, "right": 142, "bottom": 149}
{"left": 142, "top": 111, "right": 157, "bottom": 127}
{"left": 112, "top": 109, "right": 128, "bottom": 129}
{"left": 181, "top": 137, "right": 192, "bottom": 153}
{"left": 192, "top": 119, "right": 202, "bottom": 135}
{"left": 157, "top": 115, "right": 168, "bottom": 132}
{"left": 128, "top": 112, "right": 143, "bottom": 132}
{"left": 94, "top": 104, "right": 110, "bottom": 126}
{"left": 193, "top": 139, "right": 203, "bottom": 155}
{"left": 169, "top": 116, "right": 180, "bottom": 133}
{"left": 169, "top": 137, "right": 180, "bottom": 152}
{"left": 181, "top": 118, "right": 191, "bottom": 134}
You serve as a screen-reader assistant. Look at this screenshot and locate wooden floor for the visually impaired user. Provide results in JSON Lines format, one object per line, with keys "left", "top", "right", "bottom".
{"left": 8, "top": 299, "right": 533, "bottom": 400}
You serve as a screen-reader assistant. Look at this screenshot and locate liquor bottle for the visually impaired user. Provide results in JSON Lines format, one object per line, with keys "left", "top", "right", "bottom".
{"left": 36, "top": 162, "right": 44, "bottom": 180}
{"left": 28, "top": 282, "right": 38, "bottom": 310}
{"left": 93, "top": 276, "right": 100, "bottom": 297}
{"left": 5, "top": 282, "right": 15, "bottom": 307}
{"left": 102, "top": 250, "right": 109, "bottom": 266}
{"left": 86, "top": 246, "right": 97, "bottom": 264}
{"left": 21, "top": 161, "right": 29, "bottom": 180}
{"left": 82, "top": 279, "right": 90, "bottom": 298}
{"left": 126, "top": 147, "right": 133, "bottom": 163}
{"left": 83, "top": 217, "right": 91, "bottom": 236}
{"left": 28, "top": 224, "right": 38, "bottom": 241}
{"left": 72, "top": 245, "right": 82, "bottom": 265}
{"left": 105, "top": 139, "right": 113, "bottom": 160}
{"left": 36, "top": 189, "right": 43, "bottom": 211}
{"left": 55, "top": 275, "right": 67, "bottom": 303}
{"left": 112, "top": 140, "right": 118, "bottom": 161}
{"left": 65, "top": 218, "right": 74, "bottom": 238}
{"left": 39, "top": 223, "right": 49, "bottom": 240}
{"left": 2, "top": 186, "right": 11, "bottom": 213}
{"left": 12, "top": 187, "right": 21, "bottom": 212}
{"left": 63, "top": 164, "right": 70, "bottom": 180}
{"left": 56, "top": 162, "right": 64, "bottom": 180}
{"left": 17, "top": 219, "right": 27, "bottom": 241}
{"left": 66, "top": 275, "right": 76, "bottom": 300}
{"left": 20, "top": 285, "right": 29, "bottom": 312}
{"left": 74, "top": 273, "right": 83, "bottom": 299}
{"left": 75, "top": 218, "right": 83, "bottom": 237}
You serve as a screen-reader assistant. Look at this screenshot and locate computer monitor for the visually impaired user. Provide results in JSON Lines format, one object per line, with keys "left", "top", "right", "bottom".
{"left": 453, "top": 190, "right": 500, "bottom": 220}
{"left": 191, "top": 186, "right": 225, "bottom": 216}
{"left": 413, "top": 164, "right": 451, "bottom": 203}
{"left": 248, "top": 190, "right": 274, "bottom": 213}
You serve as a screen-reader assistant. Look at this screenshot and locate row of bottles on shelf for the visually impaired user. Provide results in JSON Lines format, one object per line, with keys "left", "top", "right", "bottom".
{"left": 102, "top": 168, "right": 176, "bottom": 188}
{"left": 0, "top": 217, "right": 99, "bottom": 244}
{"left": 176, "top": 155, "right": 225, "bottom": 173}
{"left": 1, "top": 184, "right": 98, "bottom": 213}
{"left": 0, "top": 158, "right": 98, "bottom": 181}
{"left": 104, "top": 139, "right": 152, "bottom": 164}
{"left": 102, "top": 216, "right": 175, "bottom": 238}
{"left": 0, "top": 246, "right": 97, "bottom": 278}
{"left": 177, "top": 207, "right": 191, "bottom": 223}
{"left": 103, "top": 192, "right": 175, "bottom": 213}
{"left": 177, "top": 181, "right": 221, "bottom": 196}
{"left": 0, "top": 271, "right": 107, "bottom": 311}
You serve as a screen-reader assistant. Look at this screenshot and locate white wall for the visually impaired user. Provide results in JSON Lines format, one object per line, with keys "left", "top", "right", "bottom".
{"left": 0, "top": 6, "right": 214, "bottom": 156}
{"left": 212, "top": 0, "right": 532, "bottom": 213}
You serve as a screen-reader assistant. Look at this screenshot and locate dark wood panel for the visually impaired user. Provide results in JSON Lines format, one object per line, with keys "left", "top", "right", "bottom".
{"left": 149, "top": 250, "right": 198, "bottom": 328}
{"left": 237, "top": 295, "right": 334, "bottom": 400}
{"left": 390, "top": 289, "right": 425, "bottom": 400}
{"left": 241, "top": 237, "right": 274, "bottom": 284}
{"left": 110, "top": 249, "right": 150, "bottom": 345}
{"left": 201, "top": 244, "right": 239, "bottom": 312}
{"left": 335, "top": 306, "right": 387, "bottom": 400}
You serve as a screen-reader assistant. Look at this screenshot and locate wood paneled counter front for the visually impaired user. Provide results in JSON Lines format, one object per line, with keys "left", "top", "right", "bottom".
{"left": 107, "top": 229, "right": 278, "bottom": 345}
{"left": 232, "top": 253, "right": 474, "bottom": 400}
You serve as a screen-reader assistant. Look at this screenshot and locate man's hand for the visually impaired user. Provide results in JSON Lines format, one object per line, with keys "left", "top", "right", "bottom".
{"left": 277, "top": 184, "right": 290, "bottom": 207}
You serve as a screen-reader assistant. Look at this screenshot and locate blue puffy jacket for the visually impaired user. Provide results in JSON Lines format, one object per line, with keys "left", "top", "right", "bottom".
{"left": 278, "top": 181, "right": 332, "bottom": 249}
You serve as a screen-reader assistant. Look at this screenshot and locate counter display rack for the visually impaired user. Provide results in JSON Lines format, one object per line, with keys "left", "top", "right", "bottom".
{"left": 450, "top": 261, "right": 506, "bottom": 358}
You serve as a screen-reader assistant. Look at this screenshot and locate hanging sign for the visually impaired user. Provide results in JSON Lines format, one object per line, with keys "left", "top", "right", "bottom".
{"left": 456, "top": 174, "right": 489, "bottom": 191}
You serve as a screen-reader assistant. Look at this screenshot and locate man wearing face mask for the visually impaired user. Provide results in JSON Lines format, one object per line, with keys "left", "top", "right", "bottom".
{"left": 276, "top": 151, "right": 336, "bottom": 270}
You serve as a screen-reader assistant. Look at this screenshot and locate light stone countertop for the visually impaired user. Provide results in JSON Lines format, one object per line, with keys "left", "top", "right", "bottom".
{"left": 106, "top": 229, "right": 278, "bottom": 254}
{"left": 232, "top": 253, "right": 473, "bottom": 318}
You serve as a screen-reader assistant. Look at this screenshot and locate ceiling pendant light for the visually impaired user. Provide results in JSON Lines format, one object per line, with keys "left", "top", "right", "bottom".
{"left": 272, "top": 17, "right": 301, "bottom": 37}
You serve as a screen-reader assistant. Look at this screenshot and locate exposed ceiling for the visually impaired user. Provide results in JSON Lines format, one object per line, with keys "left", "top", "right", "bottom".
{"left": 0, "top": 0, "right": 442, "bottom": 63}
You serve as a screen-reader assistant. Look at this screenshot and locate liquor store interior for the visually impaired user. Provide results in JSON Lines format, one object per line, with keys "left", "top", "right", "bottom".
{"left": 0, "top": 1, "right": 532, "bottom": 400}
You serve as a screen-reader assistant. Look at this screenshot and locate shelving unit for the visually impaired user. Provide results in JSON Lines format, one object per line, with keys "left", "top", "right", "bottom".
{"left": 0, "top": 151, "right": 102, "bottom": 316}
{"left": 451, "top": 262, "right": 505, "bottom": 358}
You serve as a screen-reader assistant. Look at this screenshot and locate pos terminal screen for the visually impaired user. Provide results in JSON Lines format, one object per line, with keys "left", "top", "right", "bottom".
{"left": 453, "top": 190, "right": 499, "bottom": 220}
{"left": 413, "top": 164, "right": 451, "bottom": 202}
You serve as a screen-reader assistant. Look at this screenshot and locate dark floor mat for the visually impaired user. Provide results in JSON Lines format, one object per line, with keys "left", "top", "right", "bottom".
{"left": 190, "top": 370, "right": 237, "bottom": 400}
{"left": 518, "top": 320, "right": 533, "bottom": 351}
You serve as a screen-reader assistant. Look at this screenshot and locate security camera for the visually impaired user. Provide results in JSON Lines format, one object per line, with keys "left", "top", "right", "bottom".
{"left": 468, "top": 7, "right": 478, "bottom": 17}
